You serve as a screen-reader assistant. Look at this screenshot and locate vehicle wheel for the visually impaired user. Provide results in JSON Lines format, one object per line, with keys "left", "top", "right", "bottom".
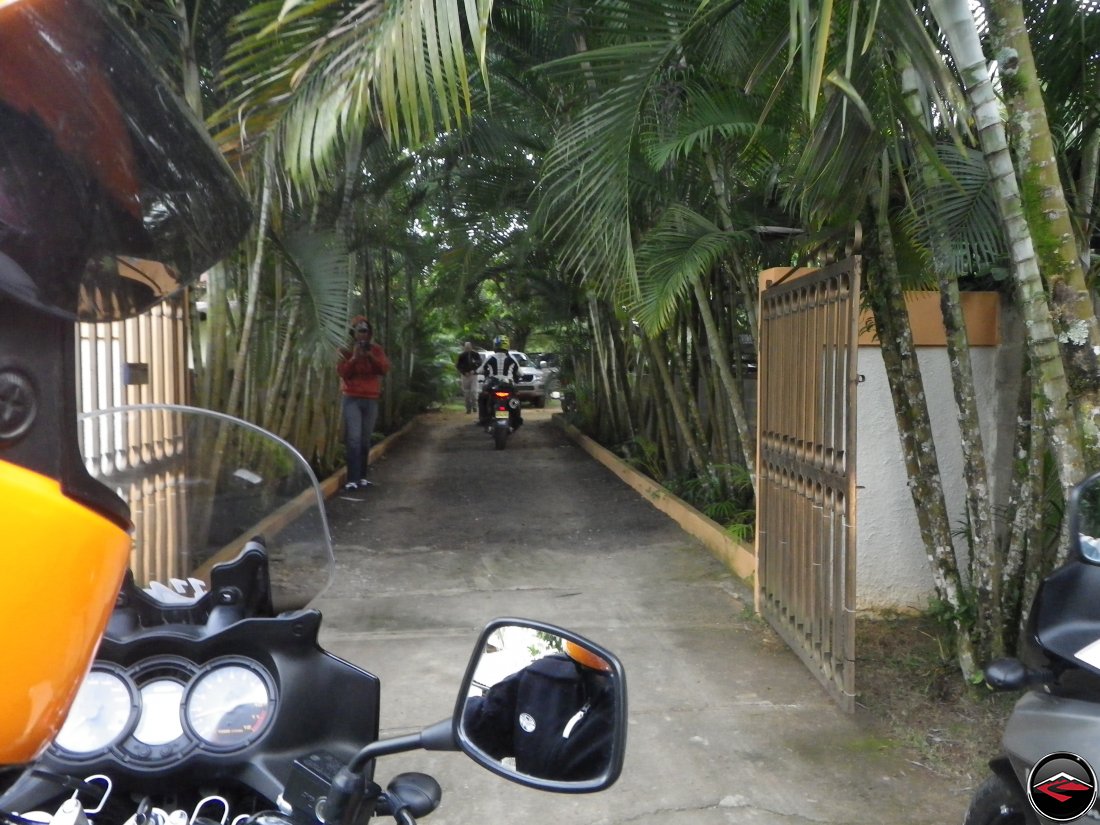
{"left": 494, "top": 426, "right": 507, "bottom": 450}
{"left": 964, "top": 774, "right": 1035, "bottom": 825}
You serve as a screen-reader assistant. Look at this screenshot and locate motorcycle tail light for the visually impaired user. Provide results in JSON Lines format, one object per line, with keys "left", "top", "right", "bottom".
{"left": 493, "top": 391, "right": 510, "bottom": 398}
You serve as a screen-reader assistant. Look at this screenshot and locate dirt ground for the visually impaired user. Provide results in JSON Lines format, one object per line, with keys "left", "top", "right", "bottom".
{"left": 318, "top": 407, "right": 990, "bottom": 824}
{"left": 854, "top": 613, "right": 1016, "bottom": 788}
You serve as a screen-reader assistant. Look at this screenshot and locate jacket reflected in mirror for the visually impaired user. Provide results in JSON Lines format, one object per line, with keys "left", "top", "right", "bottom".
{"left": 462, "top": 653, "right": 614, "bottom": 781}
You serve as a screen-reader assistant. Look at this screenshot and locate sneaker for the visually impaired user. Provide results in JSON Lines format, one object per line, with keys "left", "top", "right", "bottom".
{"left": 343, "top": 481, "right": 359, "bottom": 491}
{"left": 358, "top": 479, "right": 373, "bottom": 488}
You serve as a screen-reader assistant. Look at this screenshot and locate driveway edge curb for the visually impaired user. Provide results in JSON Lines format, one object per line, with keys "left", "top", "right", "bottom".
{"left": 551, "top": 414, "right": 755, "bottom": 583}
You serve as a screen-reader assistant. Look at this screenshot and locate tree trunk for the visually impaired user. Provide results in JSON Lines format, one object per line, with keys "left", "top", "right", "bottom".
{"left": 986, "top": 0, "right": 1100, "bottom": 466}
{"left": 868, "top": 158, "right": 977, "bottom": 678}
{"left": 900, "top": 55, "right": 1001, "bottom": 658}
{"left": 225, "top": 147, "right": 273, "bottom": 420}
{"left": 690, "top": 273, "right": 753, "bottom": 481}
{"left": 588, "top": 296, "right": 621, "bottom": 442}
{"left": 607, "top": 320, "right": 637, "bottom": 441}
{"left": 1000, "top": 365, "right": 1036, "bottom": 643}
{"left": 645, "top": 334, "right": 706, "bottom": 472}
{"left": 199, "top": 261, "right": 231, "bottom": 410}
{"left": 262, "top": 296, "right": 301, "bottom": 434}
{"left": 928, "top": 0, "right": 1086, "bottom": 514}
{"left": 1076, "top": 75, "right": 1100, "bottom": 271}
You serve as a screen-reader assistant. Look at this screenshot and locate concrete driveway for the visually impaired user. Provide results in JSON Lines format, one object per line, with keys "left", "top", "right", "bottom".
{"left": 314, "top": 409, "right": 967, "bottom": 824}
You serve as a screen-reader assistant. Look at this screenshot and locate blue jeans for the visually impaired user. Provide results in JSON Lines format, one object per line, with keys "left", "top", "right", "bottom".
{"left": 343, "top": 396, "right": 379, "bottom": 481}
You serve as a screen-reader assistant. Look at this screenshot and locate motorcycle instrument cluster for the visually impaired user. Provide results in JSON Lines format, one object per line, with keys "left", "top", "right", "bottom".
{"left": 52, "top": 655, "right": 276, "bottom": 764}
{"left": 52, "top": 665, "right": 138, "bottom": 756}
{"left": 186, "top": 662, "right": 274, "bottom": 749}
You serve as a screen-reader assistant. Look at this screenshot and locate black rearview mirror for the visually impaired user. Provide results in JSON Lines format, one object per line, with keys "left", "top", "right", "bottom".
{"left": 1073, "top": 471, "right": 1100, "bottom": 562}
{"left": 453, "top": 618, "right": 627, "bottom": 793}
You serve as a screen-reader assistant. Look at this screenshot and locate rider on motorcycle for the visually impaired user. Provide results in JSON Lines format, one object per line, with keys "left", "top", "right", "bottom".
{"left": 477, "top": 336, "right": 523, "bottom": 429}
{"left": 0, "top": 0, "right": 249, "bottom": 773}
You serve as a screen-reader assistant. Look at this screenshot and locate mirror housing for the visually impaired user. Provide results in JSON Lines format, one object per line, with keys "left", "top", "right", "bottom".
{"left": 1072, "top": 471, "right": 1100, "bottom": 563}
{"left": 453, "top": 618, "right": 627, "bottom": 793}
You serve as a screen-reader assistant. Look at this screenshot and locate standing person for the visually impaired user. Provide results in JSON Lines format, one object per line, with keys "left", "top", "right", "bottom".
{"left": 456, "top": 341, "right": 482, "bottom": 413}
{"left": 337, "top": 316, "right": 391, "bottom": 491}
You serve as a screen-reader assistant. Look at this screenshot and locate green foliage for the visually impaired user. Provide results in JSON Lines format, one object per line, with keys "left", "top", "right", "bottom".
{"left": 281, "top": 229, "right": 356, "bottom": 351}
{"left": 617, "top": 437, "right": 663, "bottom": 480}
{"left": 668, "top": 464, "right": 756, "bottom": 537}
{"left": 925, "top": 593, "right": 977, "bottom": 639}
{"left": 897, "top": 144, "right": 1010, "bottom": 285}
{"left": 536, "top": 631, "right": 564, "bottom": 652}
{"left": 634, "top": 205, "right": 748, "bottom": 334}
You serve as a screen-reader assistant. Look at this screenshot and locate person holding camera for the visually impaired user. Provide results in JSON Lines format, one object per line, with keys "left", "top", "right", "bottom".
{"left": 337, "top": 316, "right": 391, "bottom": 491}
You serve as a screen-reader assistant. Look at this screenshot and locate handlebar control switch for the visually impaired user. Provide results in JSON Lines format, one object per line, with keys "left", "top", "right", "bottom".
{"left": 384, "top": 774, "right": 441, "bottom": 819}
{"left": 281, "top": 752, "right": 345, "bottom": 824}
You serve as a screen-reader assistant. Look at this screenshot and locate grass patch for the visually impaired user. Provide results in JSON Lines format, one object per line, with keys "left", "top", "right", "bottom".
{"left": 855, "top": 612, "right": 1017, "bottom": 785}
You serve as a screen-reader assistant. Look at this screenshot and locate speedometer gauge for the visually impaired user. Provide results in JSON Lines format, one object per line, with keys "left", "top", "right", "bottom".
{"left": 185, "top": 662, "right": 274, "bottom": 749}
{"left": 54, "top": 667, "right": 137, "bottom": 756}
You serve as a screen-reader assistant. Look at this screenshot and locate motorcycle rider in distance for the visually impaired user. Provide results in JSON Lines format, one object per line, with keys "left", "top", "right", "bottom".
{"left": 0, "top": 0, "right": 249, "bottom": 772}
{"left": 477, "top": 335, "right": 523, "bottom": 430}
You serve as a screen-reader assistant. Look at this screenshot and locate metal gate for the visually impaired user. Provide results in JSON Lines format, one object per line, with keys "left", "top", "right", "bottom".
{"left": 755, "top": 257, "right": 861, "bottom": 712}
{"left": 77, "top": 297, "right": 189, "bottom": 585}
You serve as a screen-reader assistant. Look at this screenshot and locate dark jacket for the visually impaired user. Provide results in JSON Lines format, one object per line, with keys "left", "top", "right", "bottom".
{"left": 462, "top": 653, "right": 614, "bottom": 781}
{"left": 456, "top": 350, "right": 482, "bottom": 374}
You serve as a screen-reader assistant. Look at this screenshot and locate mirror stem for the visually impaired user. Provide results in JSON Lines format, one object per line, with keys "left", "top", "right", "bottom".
{"left": 348, "top": 719, "right": 457, "bottom": 773}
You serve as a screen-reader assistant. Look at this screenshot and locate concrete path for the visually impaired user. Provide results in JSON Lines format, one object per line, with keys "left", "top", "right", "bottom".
{"left": 314, "top": 409, "right": 967, "bottom": 825}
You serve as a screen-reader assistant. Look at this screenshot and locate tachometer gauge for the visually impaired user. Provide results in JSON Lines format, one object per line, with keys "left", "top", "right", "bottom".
{"left": 53, "top": 667, "right": 137, "bottom": 756}
{"left": 132, "top": 679, "right": 186, "bottom": 746}
{"left": 185, "top": 662, "right": 274, "bottom": 749}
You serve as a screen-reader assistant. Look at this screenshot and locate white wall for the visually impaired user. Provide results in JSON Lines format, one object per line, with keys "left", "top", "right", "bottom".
{"left": 854, "top": 304, "right": 1023, "bottom": 611}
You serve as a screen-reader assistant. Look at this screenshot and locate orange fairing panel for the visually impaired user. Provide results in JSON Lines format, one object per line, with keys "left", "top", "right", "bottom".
{"left": 0, "top": 462, "right": 130, "bottom": 764}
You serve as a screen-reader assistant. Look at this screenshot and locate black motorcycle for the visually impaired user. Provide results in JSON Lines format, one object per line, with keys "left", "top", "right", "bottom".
{"left": 483, "top": 378, "right": 521, "bottom": 450}
{"left": 0, "top": 405, "right": 627, "bottom": 825}
{"left": 965, "top": 471, "right": 1100, "bottom": 824}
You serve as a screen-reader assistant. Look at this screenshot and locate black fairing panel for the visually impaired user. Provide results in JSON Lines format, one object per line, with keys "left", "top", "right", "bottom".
{"left": 1028, "top": 561, "right": 1100, "bottom": 675}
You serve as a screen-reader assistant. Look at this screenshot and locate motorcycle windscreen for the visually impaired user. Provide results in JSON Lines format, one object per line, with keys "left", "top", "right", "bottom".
{"left": 78, "top": 405, "right": 335, "bottom": 611}
{"left": 0, "top": 0, "right": 250, "bottom": 323}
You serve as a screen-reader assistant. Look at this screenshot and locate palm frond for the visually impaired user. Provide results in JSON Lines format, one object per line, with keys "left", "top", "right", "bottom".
{"left": 898, "top": 144, "right": 1008, "bottom": 280}
{"left": 534, "top": 39, "right": 674, "bottom": 296}
{"left": 643, "top": 83, "right": 778, "bottom": 169}
{"left": 213, "top": 0, "right": 494, "bottom": 190}
{"left": 633, "top": 204, "right": 746, "bottom": 333}
{"left": 280, "top": 229, "right": 356, "bottom": 350}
